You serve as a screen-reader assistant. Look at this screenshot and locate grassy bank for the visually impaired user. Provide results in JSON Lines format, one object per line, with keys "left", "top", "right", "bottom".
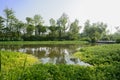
{"left": 1, "top": 51, "right": 39, "bottom": 80}
{"left": 0, "top": 41, "right": 88, "bottom": 45}
{"left": 1, "top": 51, "right": 39, "bottom": 71}
{"left": 72, "top": 44, "right": 120, "bottom": 80}
{"left": 73, "top": 44, "right": 120, "bottom": 66}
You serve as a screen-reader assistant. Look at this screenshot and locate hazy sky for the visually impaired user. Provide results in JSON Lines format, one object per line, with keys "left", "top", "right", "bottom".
{"left": 0, "top": 0, "right": 120, "bottom": 33}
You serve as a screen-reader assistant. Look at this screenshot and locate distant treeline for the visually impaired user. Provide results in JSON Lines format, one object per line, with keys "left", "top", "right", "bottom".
{"left": 0, "top": 8, "right": 120, "bottom": 42}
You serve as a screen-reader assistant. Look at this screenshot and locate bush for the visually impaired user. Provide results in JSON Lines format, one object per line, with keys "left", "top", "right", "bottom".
{"left": 2, "top": 63, "right": 120, "bottom": 80}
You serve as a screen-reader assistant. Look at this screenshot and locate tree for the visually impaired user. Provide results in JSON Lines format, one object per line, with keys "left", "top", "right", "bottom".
{"left": 112, "top": 26, "right": 120, "bottom": 42}
{"left": 26, "top": 17, "right": 33, "bottom": 25}
{"left": 68, "top": 19, "right": 81, "bottom": 40}
{"left": 36, "top": 25, "right": 46, "bottom": 36}
{"left": 83, "top": 20, "right": 107, "bottom": 43}
{"left": 3, "top": 8, "right": 22, "bottom": 40}
{"left": 26, "top": 24, "right": 35, "bottom": 36}
{"left": 0, "top": 16, "right": 5, "bottom": 40}
{"left": 41, "top": 26, "right": 46, "bottom": 35}
{"left": 4, "top": 8, "right": 15, "bottom": 32}
{"left": 49, "top": 18, "right": 58, "bottom": 39}
{"left": 83, "top": 20, "right": 90, "bottom": 37}
{"left": 33, "top": 14, "right": 44, "bottom": 35}
{"left": 49, "top": 18, "right": 56, "bottom": 27}
{"left": 0, "top": 16, "right": 4, "bottom": 32}
{"left": 15, "top": 21, "right": 25, "bottom": 38}
{"left": 26, "top": 17, "right": 35, "bottom": 36}
{"left": 57, "top": 13, "right": 70, "bottom": 40}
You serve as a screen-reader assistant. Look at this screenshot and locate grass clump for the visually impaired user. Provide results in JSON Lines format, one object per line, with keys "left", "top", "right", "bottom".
{"left": 1, "top": 51, "right": 39, "bottom": 71}
{"left": 1, "top": 51, "right": 39, "bottom": 80}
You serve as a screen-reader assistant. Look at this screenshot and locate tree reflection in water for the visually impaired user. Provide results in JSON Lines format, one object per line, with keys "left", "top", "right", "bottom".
{"left": 0, "top": 44, "right": 90, "bottom": 66}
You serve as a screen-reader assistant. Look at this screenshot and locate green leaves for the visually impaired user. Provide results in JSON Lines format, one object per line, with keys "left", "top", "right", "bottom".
{"left": 68, "top": 19, "right": 80, "bottom": 40}
{"left": 75, "top": 44, "right": 120, "bottom": 65}
{"left": 83, "top": 20, "right": 107, "bottom": 43}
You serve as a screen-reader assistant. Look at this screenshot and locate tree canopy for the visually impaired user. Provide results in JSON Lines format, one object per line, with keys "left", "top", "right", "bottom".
{"left": 0, "top": 8, "right": 118, "bottom": 42}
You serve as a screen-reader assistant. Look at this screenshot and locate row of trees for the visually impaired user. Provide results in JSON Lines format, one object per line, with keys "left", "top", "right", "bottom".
{"left": 0, "top": 8, "right": 80, "bottom": 41}
{"left": 0, "top": 8, "right": 120, "bottom": 42}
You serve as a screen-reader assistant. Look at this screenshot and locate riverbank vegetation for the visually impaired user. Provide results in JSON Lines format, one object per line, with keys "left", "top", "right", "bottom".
{"left": 73, "top": 44, "right": 120, "bottom": 79}
{"left": 1, "top": 51, "right": 39, "bottom": 80}
{"left": 1, "top": 51, "right": 39, "bottom": 71}
{"left": 1, "top": 44, "right": 120, "bottom": 80}
{"left": 0, "top": 41, "right": 88, "bottom": 45}
{"left": 73, "top": 44, "right": 120, "bottom": 65}
{"left": 0, "top": 8, "right": 120, "bottom": 43}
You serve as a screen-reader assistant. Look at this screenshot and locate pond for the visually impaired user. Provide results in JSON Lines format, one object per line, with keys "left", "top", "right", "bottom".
{"left": 0, "top": 44, "right": 90, "bottom": 66}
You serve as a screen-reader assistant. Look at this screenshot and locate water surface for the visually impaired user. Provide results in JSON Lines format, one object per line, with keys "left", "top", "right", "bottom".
{"left": 0, "top": 44, "right": 90, "bottom": 66}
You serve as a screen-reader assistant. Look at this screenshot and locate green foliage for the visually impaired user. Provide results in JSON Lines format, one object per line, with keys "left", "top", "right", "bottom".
{"left": 0, "top": 8, "right": 119, "bottom": 41}
{"left": 2, "top": 63, "right": 120, "bottom": 80}
{"left": 0, "top": 16, "right": 4, "bottom": 30}
{"left": 68, "top": 19, "right": 81, "bottom": 40}
{"left": 19, "top": 64, "right": 97, "bottom": 80}
{"left": 48, "top": 18, "right": 59, "bottom": 40}
{"left": 34, "top": 14, "right": 44, "bottom": 26}
{"left": 1, "top": 51, "right": 39, "bottom": 71}
{"left": 1, "top": 51, "right": 39, "bottom": 80}
{"left": 26, "top": 24, "right": 35, "bottom": 36}
{"left": 73, "top": 44, "right": 120, "bottom": 80}
{"left": 57, "top": 13, "right": 69, "bottom": 39}
{"left": 74, "top": 44, "right": 120, "bottom": 65}
{"left": 0, "top": 41, "right": 88, "bottom": 45}
{"left": 83, "top": 20, "right": 107, "bottom": 43}
{"left": 111, "top": 32, "right": 120, "bottom": 42}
